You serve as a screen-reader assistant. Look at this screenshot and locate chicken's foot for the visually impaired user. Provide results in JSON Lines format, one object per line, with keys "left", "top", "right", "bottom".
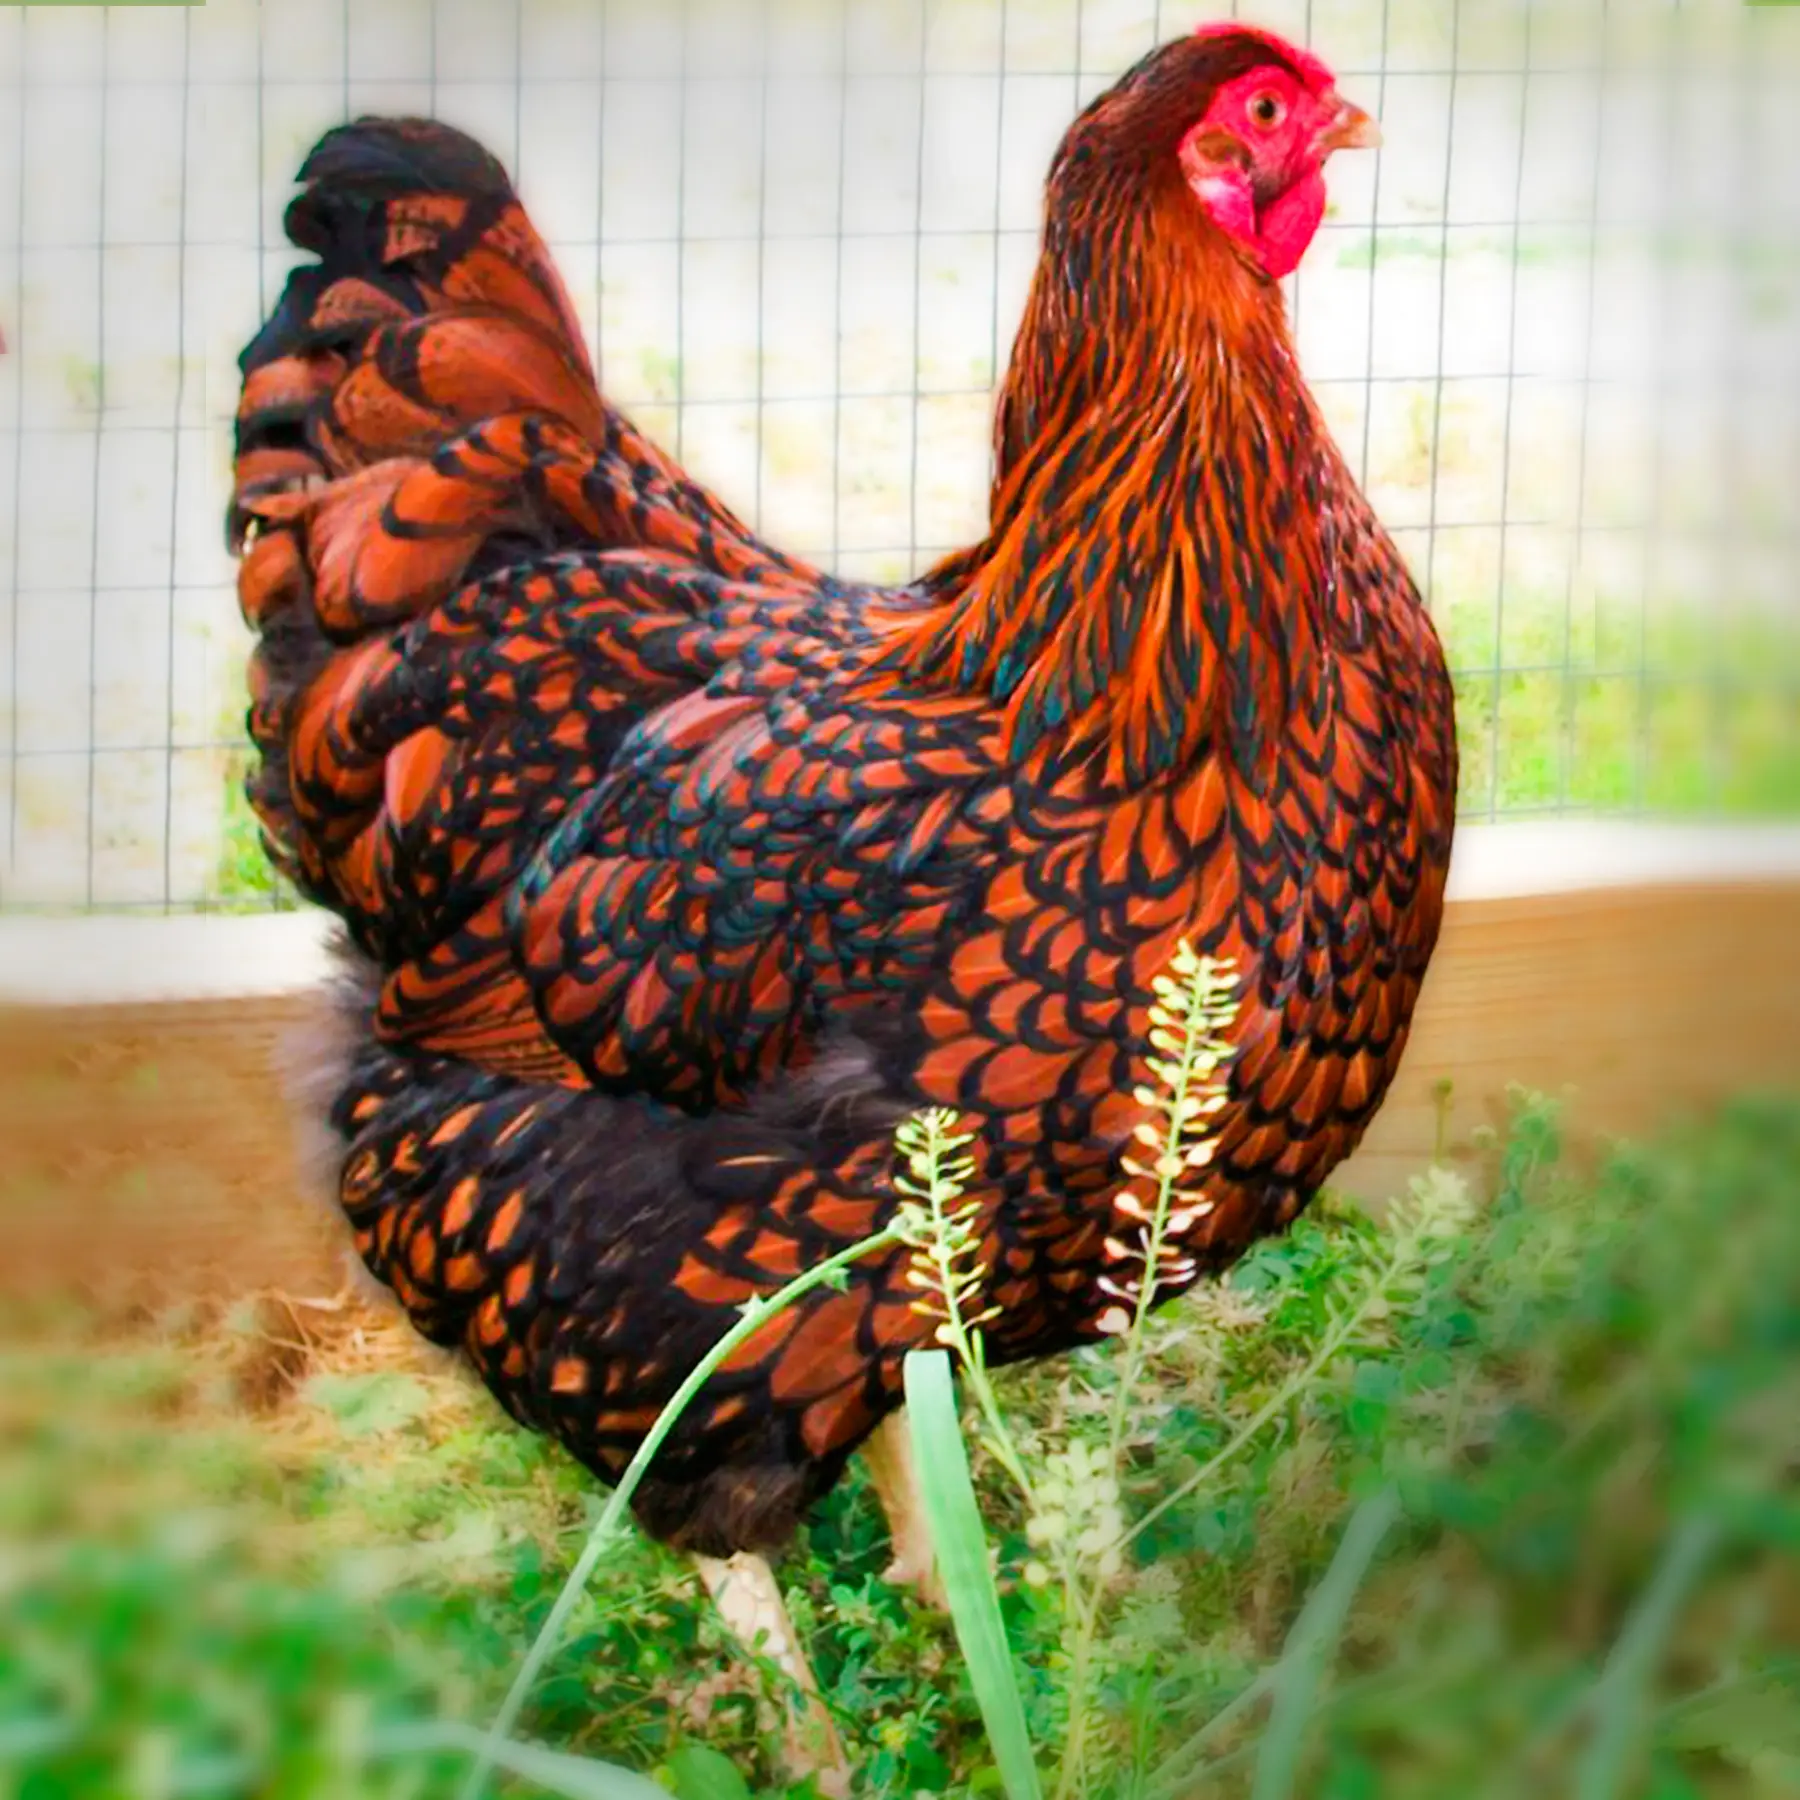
{"left": 861, "top": 1408, "right": 949, "bottom": 1610}
{"left": 693, "top": 1550, "right": 848, "bottom": 1791}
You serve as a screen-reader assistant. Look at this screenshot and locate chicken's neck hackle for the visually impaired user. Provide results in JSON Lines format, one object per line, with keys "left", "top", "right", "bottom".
{"left": 901, "top": 154, "right": 1337, "bottom": 791}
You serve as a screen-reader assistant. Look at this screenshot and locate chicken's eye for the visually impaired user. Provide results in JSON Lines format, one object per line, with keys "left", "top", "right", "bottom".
{"left": 1248, "top": 92, "right": 1286, "bottom": 130}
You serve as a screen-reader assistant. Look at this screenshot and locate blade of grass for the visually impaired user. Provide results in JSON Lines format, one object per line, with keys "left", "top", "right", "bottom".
{"left": 1147, "top": 1478, "right": 1412, "bottom": 1797}
{"left": 905, "top": 1348, "right": 1045, "bottom": 1800}
{"left": 460, "top": 1224, "right": 903, "bottom": 1800}
{"left": 142, "top": 1723, "right": 677, "bottom": 1800}
{"left": 1150, "top": 1671, "right": 1410, "bottom": 1794}
{"left": 1145, "top": 1668, "right": 1278, "bottom": 1794}
{"left": 377, "top": 1721, "right": 672, "bottom": 1799}
{"left": 1574, "top": 1513, "right": 1722, "bottom": 1800}
{"left": 1249, "top": 1485, "right": 1403, "bottom": 1800}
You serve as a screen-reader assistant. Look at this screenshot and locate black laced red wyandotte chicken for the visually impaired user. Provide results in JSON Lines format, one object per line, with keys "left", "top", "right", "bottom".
{"left": 228, "top": 19, "right": 1456, "bottom": 1774}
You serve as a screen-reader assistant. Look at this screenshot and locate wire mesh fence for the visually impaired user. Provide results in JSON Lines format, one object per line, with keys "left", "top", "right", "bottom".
{"left": 0, "top": 0, "right": 1795, "bottom": 913}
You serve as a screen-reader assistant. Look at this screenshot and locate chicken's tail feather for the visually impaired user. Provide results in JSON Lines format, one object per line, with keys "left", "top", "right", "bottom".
{"left": 228, "top": 117, "right": 818, "bottom": 987}
{"left": 231, "top": 117, "right": 591, "bottom": 533}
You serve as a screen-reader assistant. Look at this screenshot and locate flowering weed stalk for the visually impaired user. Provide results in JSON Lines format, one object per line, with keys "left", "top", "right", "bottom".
{"left": 1053, "top": 944, "right": 1243, "bottom": 1798}
{"left": 892, "top": 1108, "right": 1037, "bottom": 1506}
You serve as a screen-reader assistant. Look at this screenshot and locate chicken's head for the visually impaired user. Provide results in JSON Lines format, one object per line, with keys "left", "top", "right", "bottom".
{"left": 1067, "top": 22, "right": 1379, "bottom": 282}
{"left": 1179, "top": 25, "right": 1378, "bottom": 278}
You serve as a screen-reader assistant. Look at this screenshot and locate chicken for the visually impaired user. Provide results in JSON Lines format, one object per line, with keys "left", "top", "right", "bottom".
{"left": 229, "top": 19, "right": 1455, "bottom": 1765}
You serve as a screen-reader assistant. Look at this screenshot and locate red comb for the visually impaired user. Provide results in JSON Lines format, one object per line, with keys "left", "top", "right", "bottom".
{"left": 1190, "top": 20, "right": 1335, "bottom": 93}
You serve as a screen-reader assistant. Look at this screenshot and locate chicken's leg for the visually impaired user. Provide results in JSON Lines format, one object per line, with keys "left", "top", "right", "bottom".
{"left": 694, "top": 1551, "right": 848, "bottom": 1789}
{"left": 861, "top": 1409, "right": 949, "bottom": 1610}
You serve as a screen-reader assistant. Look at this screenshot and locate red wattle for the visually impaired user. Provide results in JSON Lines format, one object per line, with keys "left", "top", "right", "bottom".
{"left": 1256, "top": 171, "right": 1327, "bottom": 280}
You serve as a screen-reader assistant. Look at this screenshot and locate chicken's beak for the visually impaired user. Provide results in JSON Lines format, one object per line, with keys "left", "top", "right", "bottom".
{"left": 1320, "top": 100, "right": 1382, "bottom": 154}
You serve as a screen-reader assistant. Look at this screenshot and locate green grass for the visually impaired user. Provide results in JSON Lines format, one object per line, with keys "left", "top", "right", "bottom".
{"left": 4, "top": 1090, "right": 1797, "bottom": 1797}
{"left": 1332, "top": 230, "right": 1583, "bottom": 269}
{"left": 213, "top": 750, "right": 282, "bottom": 906}
{"left": 1438, "top": 591, "right": 1800, "bottom": 818}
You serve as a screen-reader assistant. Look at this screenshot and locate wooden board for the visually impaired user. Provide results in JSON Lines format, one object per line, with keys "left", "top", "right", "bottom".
{"left": 1339, "top": 883, "right": 1800, "bottom": 1201}
{"left": 0, "top": 992, "right": 358, "bottom": 1311}
{"left": 4, "top": 881, "right": 1798, "bottom": 1308}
